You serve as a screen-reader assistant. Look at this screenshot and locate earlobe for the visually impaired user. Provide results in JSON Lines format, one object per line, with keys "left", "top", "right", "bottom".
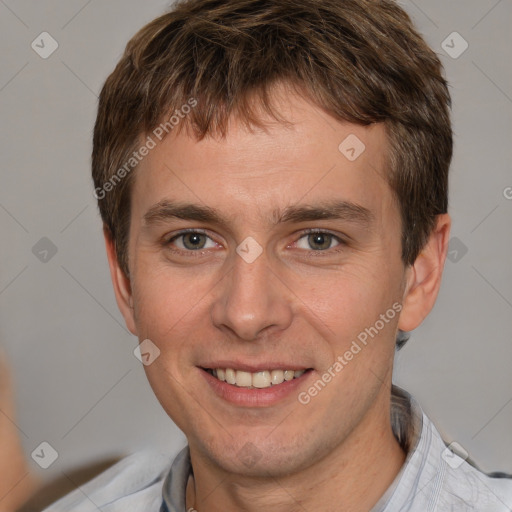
{"left": 398, "top": 214, "right": 451, "bottom": 332}
{"left": 103, "top": 227, "right": 138, "bottom": 336}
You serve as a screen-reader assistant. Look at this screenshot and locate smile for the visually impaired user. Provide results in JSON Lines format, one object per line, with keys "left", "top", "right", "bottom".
{"left": 204, "top": 368, "right": 308, "bottom": 389}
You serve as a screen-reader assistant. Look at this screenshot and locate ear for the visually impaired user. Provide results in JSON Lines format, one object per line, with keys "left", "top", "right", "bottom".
{"left": 398, "top": 214, "right": 451, "bottom": 332}
{"left": 103, "top": 227, "right": 138, "bottom": 336}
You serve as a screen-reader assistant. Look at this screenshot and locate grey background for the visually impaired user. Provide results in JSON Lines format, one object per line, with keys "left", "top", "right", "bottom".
{"left": 0, "top": 0, "right": 510, "bottom": 491}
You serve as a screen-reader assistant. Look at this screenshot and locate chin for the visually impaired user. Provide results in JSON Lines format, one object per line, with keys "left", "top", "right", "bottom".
{"left": 198, "top": 431, "right": 314, "bottom": 478}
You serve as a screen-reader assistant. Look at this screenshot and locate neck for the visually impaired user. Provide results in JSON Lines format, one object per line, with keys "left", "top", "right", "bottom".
{"left": 186, "top": 393, "right": 407, "bottom": 512}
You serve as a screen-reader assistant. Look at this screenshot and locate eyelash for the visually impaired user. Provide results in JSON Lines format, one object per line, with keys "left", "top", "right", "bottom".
{"left": 164, "top": 228, "right": 347, "bottom": 257}
{"left": 164, "top": 229, "right": 216, "bottom": 258}
{"left": 296, "top": 228, "right": 347, "bottom": 255}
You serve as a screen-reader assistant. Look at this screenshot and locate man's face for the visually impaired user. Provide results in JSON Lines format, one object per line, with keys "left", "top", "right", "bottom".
{"left": 121, "top": 89, "right": 409, "bottom": 477}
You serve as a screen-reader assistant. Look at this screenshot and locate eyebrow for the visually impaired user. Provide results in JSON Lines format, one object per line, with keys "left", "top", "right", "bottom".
{"left": 143, "top": 199, "right": 374, "bottom": 228}
{"left": 275, "top": 200, "right": 374, "bottom": 225}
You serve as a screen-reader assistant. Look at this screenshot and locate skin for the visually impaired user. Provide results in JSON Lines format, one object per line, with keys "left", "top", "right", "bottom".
{"left": 0, "top": 353, "right": 39, "bottom": 512}
{"left": 105, "top": 85, "right": 450, "bottom": 512}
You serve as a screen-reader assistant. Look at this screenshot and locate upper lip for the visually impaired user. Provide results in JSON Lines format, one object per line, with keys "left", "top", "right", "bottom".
{"left": 200, "top": 361, "right": 312, "bottom": 373}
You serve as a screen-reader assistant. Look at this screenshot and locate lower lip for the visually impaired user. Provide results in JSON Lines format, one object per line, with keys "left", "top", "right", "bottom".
{"left": 200, "top": 368, "right": 313, "bottom": 407}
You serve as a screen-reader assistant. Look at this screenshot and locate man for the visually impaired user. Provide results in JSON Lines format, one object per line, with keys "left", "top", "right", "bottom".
{"left": 44, "top": 0, "right": 512, "bottom": 510}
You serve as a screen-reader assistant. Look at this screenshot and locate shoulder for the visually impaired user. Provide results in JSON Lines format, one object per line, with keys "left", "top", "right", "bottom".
{"left": 389, "top": 389, "right": 512, "bottom": 511}
{"left": 42, "top": 450, "right": 173, "bottom": 511}
{"left": 438, "top": 456, "right": 512, "bottom": 511}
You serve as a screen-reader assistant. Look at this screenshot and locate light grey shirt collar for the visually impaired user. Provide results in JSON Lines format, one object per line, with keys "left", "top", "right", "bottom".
{"left": 43, "top": 385, "right": 512, "bottom": 511}
{"left": 161, "top": 386, "right": 512, "bottom": 512}
{"left": 162, "top": 386, "right": 424, "bottom": 511}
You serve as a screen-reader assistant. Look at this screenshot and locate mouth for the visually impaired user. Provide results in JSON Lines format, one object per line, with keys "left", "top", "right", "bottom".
{"left": 201, "top": 367, "right": 313, "bottom": 389}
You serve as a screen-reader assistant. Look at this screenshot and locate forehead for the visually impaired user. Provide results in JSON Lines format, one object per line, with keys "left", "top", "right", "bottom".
{"left": 132, "top": 90, "right": 392, "bottom": 224}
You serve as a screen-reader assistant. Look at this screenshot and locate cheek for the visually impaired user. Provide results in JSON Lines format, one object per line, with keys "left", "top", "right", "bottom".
{"left": 288, "top": 267, "right": 402, "bottom": 377}
{"left": 131, "top": 257, "right": 215, "bottom": 328}
{"left": 292, "top": 262, "right": 397, "bottom": 325}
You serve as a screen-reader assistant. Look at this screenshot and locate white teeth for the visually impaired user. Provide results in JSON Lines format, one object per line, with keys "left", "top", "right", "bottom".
{"left": 225, "top": 368, "right": 236, "bottom": 385}
{"left": 235, "top": 370, "right": 252, "bottom": 387}
{"left": 208, "top": 368, "right": 308, "bottom": 388}
{"left": 253, "top": 371, "right": 271, "bottom": 388}
{"left": 283, "top": 370, "right": 295, "bottom": 381}
{"left": 271, "top": 370, "right": 284, "bottom": 385}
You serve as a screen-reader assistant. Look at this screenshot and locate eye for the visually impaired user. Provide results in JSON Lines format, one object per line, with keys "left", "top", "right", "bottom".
{"left": 168, "top": 230, "right": 217, "bottom": 251}
{"left": 295, "top": 231, "right": 342, "bottom": 251}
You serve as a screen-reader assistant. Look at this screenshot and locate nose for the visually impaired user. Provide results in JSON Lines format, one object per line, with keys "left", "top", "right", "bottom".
{"left": 210, "top": 248, "right": 294, "bottom": 342}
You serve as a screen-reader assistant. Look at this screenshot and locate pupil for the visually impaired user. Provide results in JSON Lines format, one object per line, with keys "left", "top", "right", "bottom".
{"left": 184, "top": 233, "right": 205, "bottom": 249}
{"left": 309, "top": 233, "right": 330, "bottom": 250}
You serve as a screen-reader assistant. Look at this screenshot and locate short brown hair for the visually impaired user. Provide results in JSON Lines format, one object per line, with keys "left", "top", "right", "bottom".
{"left": 93, "top": 0, "right": 452, "bottom": 279}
